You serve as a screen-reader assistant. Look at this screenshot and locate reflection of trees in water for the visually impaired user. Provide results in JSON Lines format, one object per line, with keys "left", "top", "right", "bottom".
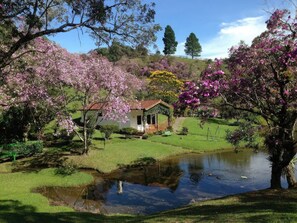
{"left": 106, "top": 160, "right": 183, "bottom": 192}
{"left": 86, "top": 180, "right": 115, "bottom": 201}
{"left": 205, "top": 150, "right": 255, "bottom": 169}
{"left": 186, "top": 157, "right": 204, "bottom": 184}
{"left": 36, "top": 185, "right": 109, "bottom": 214}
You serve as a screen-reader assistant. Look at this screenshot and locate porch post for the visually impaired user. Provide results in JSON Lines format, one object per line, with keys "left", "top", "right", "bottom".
{"left": 143, "top": 110, "right": 146, "bottom": 133}
{"left": 157, "top": 114, "right": 159, "bottom": 131}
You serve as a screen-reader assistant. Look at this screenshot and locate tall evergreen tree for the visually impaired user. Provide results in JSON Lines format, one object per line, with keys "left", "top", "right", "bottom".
{"left": 184, "top": 33, "right": 202, "bottom": 59}
{"left": 163, "top": 25, "right": 178, "bottom": 55}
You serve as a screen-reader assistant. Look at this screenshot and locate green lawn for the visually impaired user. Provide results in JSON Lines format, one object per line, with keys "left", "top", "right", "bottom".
{"left": 183, "top": 117, "right": 237, "bottom": 138}
{"left": 149, "top": 117, "right": 236, "bottom": 151}
{"left": 149, "top": 134, "right": 232, "bottom": 151}
{"left": 68, "top": 139, "right": 189, "bottom": 172}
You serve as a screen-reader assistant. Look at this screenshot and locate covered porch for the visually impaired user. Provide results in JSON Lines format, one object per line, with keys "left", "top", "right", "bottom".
{"left": 138, "top": 101, "right": 173, "bottom": 133}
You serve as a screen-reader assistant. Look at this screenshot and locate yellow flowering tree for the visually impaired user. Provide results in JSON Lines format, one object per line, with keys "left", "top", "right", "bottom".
{"left": 148, "top": 70, "right": 183, "bottom": 104}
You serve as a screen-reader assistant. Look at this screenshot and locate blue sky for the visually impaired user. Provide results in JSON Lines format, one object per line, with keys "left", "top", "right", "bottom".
{"left": 48, "top": 0, "right": 294, "bottom": 59}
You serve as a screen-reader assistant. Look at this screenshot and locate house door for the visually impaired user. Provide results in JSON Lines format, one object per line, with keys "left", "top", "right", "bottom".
{"left": 136, "top": 115, "right": 144, "bottom": 132}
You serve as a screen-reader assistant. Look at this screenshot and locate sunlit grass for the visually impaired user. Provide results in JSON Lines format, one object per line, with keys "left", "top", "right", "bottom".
{"left": 68, "top": 139, "right": 189, "bottom": 172}
{"left": 148, "top": 117, "right": 235, "bottom": 151}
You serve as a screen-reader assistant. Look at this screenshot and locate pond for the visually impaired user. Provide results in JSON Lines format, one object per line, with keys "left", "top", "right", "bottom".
{"left": 36, "top": 150, "right": 292, "bottom": 215}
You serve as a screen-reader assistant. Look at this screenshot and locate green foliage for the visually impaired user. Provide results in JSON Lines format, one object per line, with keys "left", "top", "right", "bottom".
{"left": 130, "top": 157, "right": 156, "bottom": 167}
{"left": 119, "top": 127, "right": 139, "bottom": 135}
{"left": 180, "top": 127, "right": 189, "bottom": 135}
{"left": 0, "top": 106, "right": 31, "bottom": 144}
{"left": 163, "top": 25, "right": 178, "bottom": 55}
{"left": 0, "top": 141, "right": 43, "bottom": 160}
{"left": 55, "top": 161, "right": 78, "bottom": 176}
{"left": 225, "top": 122, "right": 259, "bottom": 149}
{"left": 0, "top": 105, "right": 55, "bottom": 144}
{"left": 185, "top": 32, "right": 202, "bottom": 59}
{"left": 96, "top": 42, "right": 149, "bottom": 62}
{"left": 0, "top": 151, "right": 17, "bottom": 162}
{"left": 99, "top": 125, "right": 119, "bottom": 139}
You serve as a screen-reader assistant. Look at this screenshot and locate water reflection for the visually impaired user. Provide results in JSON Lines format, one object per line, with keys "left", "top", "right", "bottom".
{"left": 36, "top": 150, "right": 291, "bottom": 215}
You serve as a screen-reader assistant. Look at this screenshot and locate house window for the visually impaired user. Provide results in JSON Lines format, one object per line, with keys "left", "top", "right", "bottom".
{"left": 152, "top": 114, "right": 156, "bottom": 124}
{"left": 137, "top": 115, "right": 142, "bottom": 125}
{"left": 147, "top": 115, "right": 151, "bottom": 124}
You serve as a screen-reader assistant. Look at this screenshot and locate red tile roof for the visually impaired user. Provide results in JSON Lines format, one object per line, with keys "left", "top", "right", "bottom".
{"left": 85, "top": 100, "right": 172, "bottom": 111}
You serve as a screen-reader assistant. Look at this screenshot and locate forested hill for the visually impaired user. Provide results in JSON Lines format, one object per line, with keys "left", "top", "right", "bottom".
{"left": 95, "top": 44, "right": 210, "bottom": 80}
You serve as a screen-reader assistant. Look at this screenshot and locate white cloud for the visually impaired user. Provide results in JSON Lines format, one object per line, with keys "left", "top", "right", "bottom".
{"left": 201, "top": 16, "right": 267, "bottom": 59}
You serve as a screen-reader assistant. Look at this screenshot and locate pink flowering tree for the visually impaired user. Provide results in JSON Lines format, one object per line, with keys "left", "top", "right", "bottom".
{"left": 0, "top": 37, "right": 142, "bottom": 154}
{"left": 59, "top": 52, "right": 142, "bottom": 154}
{"left": 175, "top": 60, "right": 224, "bottom": 116}
{"left": 225, "top": 10, "right": 297, "bottom": 189}
{"left": 178, "top": 10, "right": 297, "bottom": 189}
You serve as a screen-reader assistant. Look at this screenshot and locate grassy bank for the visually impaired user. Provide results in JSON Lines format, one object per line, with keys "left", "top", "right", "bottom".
{"left": 0, "top": 169, "right": 93, "bottom": 216}
{"left": 133, "top": 188, "right": 297, "bottom": 223}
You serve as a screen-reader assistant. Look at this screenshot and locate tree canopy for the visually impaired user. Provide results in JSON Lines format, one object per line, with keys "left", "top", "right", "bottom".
{"left": 184, "top": 33, "right": 202, "bottom": 59}
{"left": 0, "top": 0, "right": 160, "bottom": 71}
{"left": 148, "top": 70, "right": 183, "bottom": 104}
{"left": 162, "top": 25, "right": 178, "bottom": 55}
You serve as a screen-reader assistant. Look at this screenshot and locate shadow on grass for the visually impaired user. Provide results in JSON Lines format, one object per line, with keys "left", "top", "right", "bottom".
{"left": 11, "top": 140, "right": 88, "bottom": 172}
{"left": 140, "top": 189, "right": 297, "bottom": 222}
{"left": 0, "top": 200, "right": 134, "bottom": 223}
{"left": 12, "top": 151, "right": 69, "bottom": 172}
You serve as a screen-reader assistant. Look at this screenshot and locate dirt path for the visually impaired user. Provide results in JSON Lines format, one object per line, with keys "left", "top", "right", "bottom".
{"left": 172, "top": 117, "right": 186, "bottom": 133}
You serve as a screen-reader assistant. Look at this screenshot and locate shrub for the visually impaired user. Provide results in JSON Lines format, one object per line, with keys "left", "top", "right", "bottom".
{"left": 155, "top": 130, "right": 163, "bottom": 135}
{"left": 180, "top": 127, "right": 189, "bottom": 135}
{"left": 120, "top": 127, "right": 139, "bottom": 135}
{"left": 55, "top": 161, "right": 77, "bottom": 176}
{"left": 142, "top": 134, "right": 149, "bottom": 139}
{"left": 99, "top": 125, "right": 119, "bottom": 139}
{"left": 0, "top": 141, "right": 43, "bottom": 161}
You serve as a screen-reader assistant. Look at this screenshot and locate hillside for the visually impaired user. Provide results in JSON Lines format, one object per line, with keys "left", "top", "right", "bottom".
{"left": 96, "top": 45, "right": 210, "bottom": 80}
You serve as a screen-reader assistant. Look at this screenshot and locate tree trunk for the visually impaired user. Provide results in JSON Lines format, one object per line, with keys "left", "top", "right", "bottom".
{"left": 270, "top": 163, "right": 282, "bottom": 189}
{"left": 83, "top": 126, "right": 89, "bottom": 155}
{"left": 285, "top": 163, "right": 297, "bottom": 188}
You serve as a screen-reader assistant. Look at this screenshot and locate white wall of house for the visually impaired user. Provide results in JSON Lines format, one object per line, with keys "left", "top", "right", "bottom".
{"left": 82, "top": 110, "right": 146, "bottom": 131}
{"left": 81, "top": 110, "right": 159, "bottom": 132}
{"left": 130, "top": 110, "right": 144, "bottom": 131}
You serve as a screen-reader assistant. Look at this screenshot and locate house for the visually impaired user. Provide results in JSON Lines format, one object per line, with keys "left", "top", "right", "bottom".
{"left": 82, "top": 100, "right": 173, "bottom": 133}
